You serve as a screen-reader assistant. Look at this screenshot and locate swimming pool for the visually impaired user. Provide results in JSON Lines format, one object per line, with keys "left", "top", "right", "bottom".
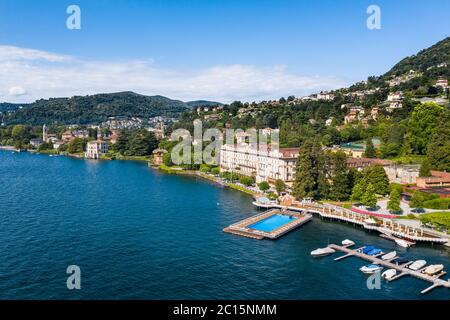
{"left": 247, "top": 214, "right": 297, "bottom": 232}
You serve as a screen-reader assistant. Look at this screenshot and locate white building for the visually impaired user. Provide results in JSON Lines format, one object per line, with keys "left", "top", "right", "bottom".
{"left": 386, "top": 92, "right": 404, "bottom": 111}
{"left": 317, "top": 91, "right": 335, "bottom": 101}
{"left": 85, "top": 140, "right": 109, "bottom": 159}
{"left": 219, "top": 144, "right": 299, "bottom": 184}
{"left": 435, "top": 78, "right": 448, "bottom": 90}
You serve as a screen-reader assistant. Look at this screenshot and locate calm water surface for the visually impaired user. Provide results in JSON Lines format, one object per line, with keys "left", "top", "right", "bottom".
{"left": 0, "top": 151, "right": 449, "bottom": 300}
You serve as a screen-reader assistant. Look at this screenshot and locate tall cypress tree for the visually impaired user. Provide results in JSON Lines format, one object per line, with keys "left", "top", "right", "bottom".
{"left": 364, "top": 138, "right": 377, "bottom": 158}
{"left": 329, "top": 151, "right": 351, "bottom": 201}
{"left": 292, "top": 140, "right": 325, "bottom": 200}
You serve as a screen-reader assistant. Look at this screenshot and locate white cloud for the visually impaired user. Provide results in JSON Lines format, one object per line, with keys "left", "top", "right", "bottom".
{"left": 8, "top": 86, "right": 26, "bottom": 96}
{"left": 0, "top": 45, "right": 349, "bottom": 103}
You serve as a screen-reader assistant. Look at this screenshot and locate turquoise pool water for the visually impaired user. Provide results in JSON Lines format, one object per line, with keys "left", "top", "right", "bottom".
{"left": 248, "top": 214, "right": 297, "bottom": 232}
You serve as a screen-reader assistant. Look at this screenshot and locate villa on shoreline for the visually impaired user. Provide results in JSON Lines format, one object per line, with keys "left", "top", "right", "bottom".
{"left": 219, "top": 143, "right": 299, "bottom": 185}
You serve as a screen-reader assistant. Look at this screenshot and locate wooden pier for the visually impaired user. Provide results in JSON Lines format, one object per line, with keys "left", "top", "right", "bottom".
{"left": 329, "top": 243, "right": 450, "bottom": 295}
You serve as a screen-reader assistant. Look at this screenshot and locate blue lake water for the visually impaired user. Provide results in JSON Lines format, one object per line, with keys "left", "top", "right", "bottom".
{"left": 248, "top": 214, "right": 297, "bottom": 232}
{"left": 0, "top": 150, "right": 449, "bottom": 300}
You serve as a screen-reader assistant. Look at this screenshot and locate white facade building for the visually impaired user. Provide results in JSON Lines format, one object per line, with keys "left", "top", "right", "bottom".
{"left": 85, "top": 140, "right": 109, "bottom": 159}
{"left": 219, "top": 144, "right": 299, "bottom": 184}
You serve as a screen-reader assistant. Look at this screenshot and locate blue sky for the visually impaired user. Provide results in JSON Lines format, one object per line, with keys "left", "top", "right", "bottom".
{"left": 0, "top": 0, "right": 449, "bottom": 103}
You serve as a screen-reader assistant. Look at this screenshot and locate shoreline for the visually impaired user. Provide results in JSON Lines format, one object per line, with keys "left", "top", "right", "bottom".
{"left": 3, "top": 148, "right": 448, "bottom": 247}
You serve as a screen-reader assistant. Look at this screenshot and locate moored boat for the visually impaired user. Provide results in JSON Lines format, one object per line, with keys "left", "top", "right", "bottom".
{"left": 381, "top": 269, "right": 397, "bottom": 280}
{"left": 395, "top": 238, "right": 412, "bottom": 248}
{"left": 360, "top": 246, "right": 376, "bottom": 254}
{"left": 408, "top": 260, "right": 427, "bottom": 271}
{"left": 381, "top": 251, "right": 397, "bottom": 261}
{"left": 366, "top": 248, "right": 383, "bottom": 256}
{"left": 423, "top": 264, "right": 444, "bottom": 276}
{"left": 310, "top": 247, "right": 335, "bottom": 257}
{"left": 360, "top": 264, "right": 383, "bottom": 274}
{"left": 342, "top": 239, "right": 355, "bottom": 247}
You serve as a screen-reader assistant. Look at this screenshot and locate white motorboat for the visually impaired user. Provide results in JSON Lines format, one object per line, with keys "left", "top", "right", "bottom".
{"left": 408, "top": 260, "right": 427, "bottom": 271}
{"left": 310, "top": 247, "right": 335, "bottom": 257}
{"left": 360, "top": 264, "right": 383, "bottom": 274}
{"left": 395, "top": 238, "right": 411, "bottom": 248}
{"left": 381, "top": 251, "right": 397, "bottom": 261}
{"left": 423, "top": 264, "right": 444, "bottom": 276}
{"left": 342, "top": 239, "right": 355, "bottom": 247}
{"left": 381, "top": 269, "right": 397, "bottom": 280}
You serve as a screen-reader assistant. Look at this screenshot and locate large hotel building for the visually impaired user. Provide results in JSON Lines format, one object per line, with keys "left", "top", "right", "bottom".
{"left": 219, "top": 143, "right": 299, "bottom": 185}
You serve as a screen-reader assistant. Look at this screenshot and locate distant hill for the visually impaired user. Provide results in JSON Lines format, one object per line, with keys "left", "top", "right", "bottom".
{"left": 0, "top": 103, "right": 27, "bottom": 113}
{"left": 3, "top": 92, "right": 189, "bottom": 125}
{"left": 383, "top": 37, "right": 449, "bottom": 79}
{"left": 186, "top": 100, "right": 224, "bottom": 108}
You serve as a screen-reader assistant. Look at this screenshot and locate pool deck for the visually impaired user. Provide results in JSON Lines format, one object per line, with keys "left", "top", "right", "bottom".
{"left": 224, "top": 209, "right": 312, "bottom": 240}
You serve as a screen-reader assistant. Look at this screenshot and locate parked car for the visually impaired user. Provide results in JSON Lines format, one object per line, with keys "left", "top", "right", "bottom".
{"left": 411, "top": 208, "right": 425, "bottom": 214}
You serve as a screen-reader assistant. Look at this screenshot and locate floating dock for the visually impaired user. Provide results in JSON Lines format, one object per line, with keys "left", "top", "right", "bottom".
{"left": 224, "top": 209, "right": 312, "bottom": 240}
{"left": 328, "top": 242, "right": 450, "bottom": 295}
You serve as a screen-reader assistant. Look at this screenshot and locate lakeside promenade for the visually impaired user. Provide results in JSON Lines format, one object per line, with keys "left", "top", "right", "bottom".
{"left": 253, "top": 200, "right": 450, "bottom": 245}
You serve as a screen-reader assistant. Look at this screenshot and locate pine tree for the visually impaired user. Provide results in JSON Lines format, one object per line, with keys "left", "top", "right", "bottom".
{"left": 329, "top": 151, "right": 351, "bottom": 201}
{"left": 292, "top": 140, "right": 324, "bottom": 200}
{"left": 419, "top": 161, "right": 431, "bottom": 177}
{"left": 387, "top": 184, "right": 402, "bottom": 213}
{"left": 364, "top": 138, "right": 377, "bottom": 158}
{"left": 364, "top": 165, "right": 390, "bottom": 196}
{"left": 351, "top": 182, "right": 364, "bottom": 202}
{"left": 362, "top": 183, "right": 377, "bottom": 208}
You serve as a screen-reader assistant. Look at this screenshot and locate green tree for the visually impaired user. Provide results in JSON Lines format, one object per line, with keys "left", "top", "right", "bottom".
{"left": 274, "top": 179, "right": 286, "bottom": 194}
{"left": 328, "top": 151, "right": 351, "bottom": 201}
{"left": 11, "top": 124, "right": 32, "bottom": 144}
{"left": 362, "top": 183, "right": 377, "bottom": 208}
{"left": 364, "top": 165, "right": 390, "bottom": 196}
{"left": 406, "top": 102, "right": 444, "bottom": 154}
{"left": 67, "top": 138, "right": 87, "bottom": 154}
{"left": 351, "top": 182, "right": 364, "bottom": 202}
{"left": 126, "top": 130, "right": 158, "bottom": 156}
{"left": 292, "top": 140, "right": 325, "bottom": 199}
{"left": 162, "top": 152, "right": 172, "bottom": 166}
{"left": 419, "top": 161, "right": 431, "bottom": 177}
{"left": 240, "top": 176, "right": 255, "bottom": 187}
{"left": 210, "top": 167, "right": 220, "bottom": 175}
{"left": 258, "top": 181, "right": 270, "bottom": 192}
{"left": 426, "top": 111, "right": 450, "bottom": 171}
{"left": 387, "top": 184, "right": 402, "bottom": 213}
{"left": 364, "top": 138, "right": 377, "bottom": 158}
{"left": 200, "top": 164, "right": 211, "bottom": 173}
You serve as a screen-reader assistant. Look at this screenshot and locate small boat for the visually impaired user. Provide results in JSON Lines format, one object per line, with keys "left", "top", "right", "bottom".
{"left": 423, "top": 264, "right": 444, "bottom": 276}
{"left": 366, "top": 248, "right": 383, "bottom": 256}
{"left": 342, "top": 239, "right": 355, "bottom": 247}
{"left": 381, "top": 269, "right": 397, "bottom": 280}
{"left": 360, "top": 264, "right": 383, "bottom": 274}
{"left": 395, "top": 239, "right": 411, "bottom": 248}
{"left": 311, "top": 247, "right": 335, "bottom": 257}
{"left": 409, "top": 260, "right": 427, "bottom": 271}
{"left": 381, "top": 251, "right": 397, "bottom": 261}
{"left": 394, "top": 258, "right": 410, "bottom": 265}
{"left": 361, "top": 246, "right": 376, "bottom": 254}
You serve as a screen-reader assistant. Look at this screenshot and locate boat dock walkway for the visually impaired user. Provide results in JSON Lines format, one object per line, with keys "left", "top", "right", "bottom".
{"left": 253, "top": 201, "right": 449, "bottom": 245}
{"left": 329, "top": 243, "right": 450, "bottom": 294}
